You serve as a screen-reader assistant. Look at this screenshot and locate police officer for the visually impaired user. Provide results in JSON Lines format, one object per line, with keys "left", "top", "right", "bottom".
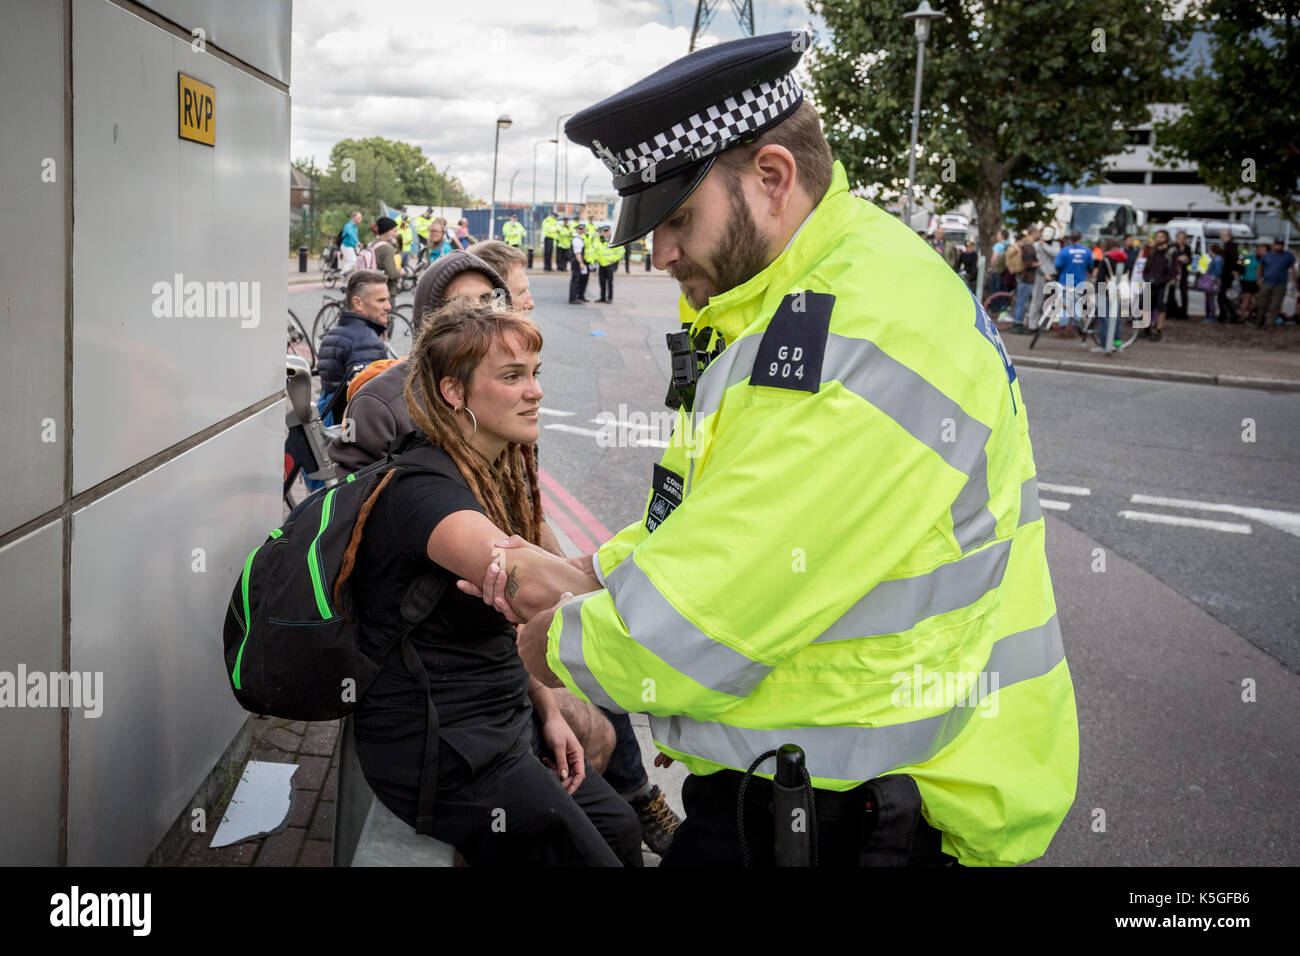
{"left": 542, "top": 212, "right": 558, "bottom": 271}
{"left": 502, "top": 213, "right": 525, "bottom": 249}
{"left": 415, "top": 207, "right": 433, "bottom": 260}
{"left": 568, "top": 222, "right": 590, "bottom": 304}
{"left": 596, "top": 224, "right": 617, "bottom": 303}
{"left": 556, "top": 217, "right": 573, "bottom": 271}
{"left": 473, "top": 32, "right": 1078, "bottom": 867}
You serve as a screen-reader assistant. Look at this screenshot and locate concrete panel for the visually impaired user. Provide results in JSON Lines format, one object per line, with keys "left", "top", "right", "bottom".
{"left": 0, "top": 521, "right": 65, "bottom": 866}
{"left": 72, "top": 0, "right": 286, "bottom": 493}
{"left": 0, "top": 0, "right": 66, "bottom": 534}
{"left": 68, "top": 405, "right": 282, "bottom": 865}
{"left": 135, "top": 0, "right": 291, "bottom": 85}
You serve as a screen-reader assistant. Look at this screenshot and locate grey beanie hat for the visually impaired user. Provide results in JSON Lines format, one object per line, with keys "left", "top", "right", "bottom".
{"left": 412, "top": 250, "right": 510, "bottom": 333}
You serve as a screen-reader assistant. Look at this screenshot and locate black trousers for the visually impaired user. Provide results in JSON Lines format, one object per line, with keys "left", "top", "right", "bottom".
{"left": 569, "top": 256, "right": 586, "bottom": 302}
{"left": 599, "top": 264, "right": 614, "bottom": 301}
{"left": 358, "top": 710, "right": 642, "bottom": 867}
{"left": 660, "top": 770, "right": 958, "bottom": 868}
{"left": 543, "top": 237, "right": 554, "bottom": 271}
{"left": 558, "top": 246, "right": 569, "bottom": 270}
{"left": 1217, "top": 276, "right": 1239, "bottom": 322}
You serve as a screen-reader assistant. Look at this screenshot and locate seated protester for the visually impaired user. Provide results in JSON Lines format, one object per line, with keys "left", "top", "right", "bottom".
{"left": 329, "top": 252, "right": 622, "bottom": 784}
{"left": 316, "top": 270, "right": 391, "bottom": 422}
{"left": 328, "top": 251, "right": 509, "bottom": 475}
{"left": 348, "top": 299, "right": 642, "bottom": 866}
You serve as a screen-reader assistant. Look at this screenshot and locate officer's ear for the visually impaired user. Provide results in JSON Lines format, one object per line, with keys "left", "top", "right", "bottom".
{"left": 751, "top": 144, "right": 799, "bottom": 218}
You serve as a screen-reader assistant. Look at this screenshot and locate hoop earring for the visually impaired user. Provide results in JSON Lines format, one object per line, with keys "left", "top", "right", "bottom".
{"left": 455, "top": 405, "right": 477, "bottom": 437}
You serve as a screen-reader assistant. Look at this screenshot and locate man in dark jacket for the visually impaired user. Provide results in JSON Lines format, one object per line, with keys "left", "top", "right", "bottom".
{"left": 316, "top": 269, "right": 391, "bottom": 414}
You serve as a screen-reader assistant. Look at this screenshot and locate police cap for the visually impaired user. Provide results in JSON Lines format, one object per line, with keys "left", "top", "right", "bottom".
{"left": 565, "top": 30, "right": 810, "bottom": 247}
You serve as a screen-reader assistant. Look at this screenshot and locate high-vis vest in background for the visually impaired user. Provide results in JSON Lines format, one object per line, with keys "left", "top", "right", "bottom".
{"left": 414, "top": 215, "right": 431, "bottom": 240}
{"left": 546, "top": 160, "right": 1079, "bottom": 867}
{"left": 542, "top": 215, "right": 558, "bottom": 240}
{"left": 503, "top": 220, "right": 525, "bottom": 246}
{"left": 557, "top": 223, "right": 573, "bottom": 250}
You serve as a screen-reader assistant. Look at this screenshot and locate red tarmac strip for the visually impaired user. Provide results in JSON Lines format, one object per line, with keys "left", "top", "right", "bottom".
{"left": 537, "top": 468, "right": 613, "bottom": 544}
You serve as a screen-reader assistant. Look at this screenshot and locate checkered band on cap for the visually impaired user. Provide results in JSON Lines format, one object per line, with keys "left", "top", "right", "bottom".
{"left": 610, "top": 72, "right": 803, "bottom": 178}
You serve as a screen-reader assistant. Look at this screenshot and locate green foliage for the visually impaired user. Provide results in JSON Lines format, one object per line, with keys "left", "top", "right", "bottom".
{"left": 318, "top": 137, "right": 474, "bottom": 210}
{"left": 1153, "top": 1, "right": 1300, "bottom": 226}
{"left": 808, "top": 0, "right": 1192, "bottom": 255}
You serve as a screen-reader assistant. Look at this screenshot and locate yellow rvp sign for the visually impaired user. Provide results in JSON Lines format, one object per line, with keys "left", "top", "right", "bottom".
{"left": 178, "top": 73, "right": 215, "bottom": 146}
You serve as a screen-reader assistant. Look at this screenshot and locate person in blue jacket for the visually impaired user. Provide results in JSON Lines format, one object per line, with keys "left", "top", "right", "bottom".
{"left": 1053, "top": 230, "right": 1093, "bottom": 335}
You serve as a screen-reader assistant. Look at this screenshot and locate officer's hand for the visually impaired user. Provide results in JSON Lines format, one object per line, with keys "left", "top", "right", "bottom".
{"left": 517, "top": 592, "right": 571, "bottom": 688}
{"left": 456, "top": 535, "right": 546, "bottom": 622}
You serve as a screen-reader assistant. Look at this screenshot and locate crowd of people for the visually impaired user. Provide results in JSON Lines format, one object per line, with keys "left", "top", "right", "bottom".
{"left": 934, "top": 224, "right": 1297, "bottom": 342}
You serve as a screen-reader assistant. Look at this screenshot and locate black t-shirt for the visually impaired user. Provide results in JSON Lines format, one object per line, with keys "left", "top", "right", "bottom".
{"left": 351, "top": 465, "right": 532, "bottom": 772}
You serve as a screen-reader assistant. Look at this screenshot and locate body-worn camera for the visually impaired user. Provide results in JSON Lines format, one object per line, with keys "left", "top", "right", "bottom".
{"left": 665, "top": 326, "right": 725, "bottom": 412}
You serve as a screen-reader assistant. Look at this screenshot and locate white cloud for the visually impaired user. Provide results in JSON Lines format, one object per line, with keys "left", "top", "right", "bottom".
{"left": 289, "top": 0, "right": 816, "bottom": 203}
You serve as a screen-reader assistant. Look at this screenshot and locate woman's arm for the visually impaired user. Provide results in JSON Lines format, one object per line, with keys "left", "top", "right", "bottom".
{"left": 426, "top": 511, "right": 599, "bottom": 621}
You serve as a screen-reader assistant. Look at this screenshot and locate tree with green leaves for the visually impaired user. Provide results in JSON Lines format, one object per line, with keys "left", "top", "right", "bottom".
{"left": 807, "top": 0, "right": 1191, "bottom": 258}
{"left": 1153, "top": 1, "right": 1300, "bottom": 228}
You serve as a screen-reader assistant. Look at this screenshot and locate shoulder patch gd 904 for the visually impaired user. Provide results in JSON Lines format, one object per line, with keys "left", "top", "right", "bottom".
{"left": 750, "top": 291, "right": 833, "bottom": 392}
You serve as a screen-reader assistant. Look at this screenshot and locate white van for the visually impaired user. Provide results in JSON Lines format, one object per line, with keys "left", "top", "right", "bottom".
{"left": 1156, "top": 218, "right": 1257, "bottom": 272}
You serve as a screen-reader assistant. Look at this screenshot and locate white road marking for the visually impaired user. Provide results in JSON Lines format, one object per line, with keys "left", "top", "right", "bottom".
{"left": 595, "top": 418, "right": 657, "bottom": 434}
{"left": 1039, "top": 498, "right": 1072, "bottom": 511}
{"left": 1130, "top": 493, "right": 1300, "bottom": 539}
{"left": 539, "top": 408, "right": 574, "bottom": 417}
{"left": 1038, "top": 482, "right": 1091, "bottom": 496}
{"left": 1119, "top": 510, "right": 1253, "bottom": 535}
{"left": 544, "top": 423, "right": 606, "bottom": 438}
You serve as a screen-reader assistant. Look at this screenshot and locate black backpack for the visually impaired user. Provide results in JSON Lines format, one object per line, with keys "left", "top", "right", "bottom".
{"left": 222, "top": 431, "right": 463, "bottom": 833}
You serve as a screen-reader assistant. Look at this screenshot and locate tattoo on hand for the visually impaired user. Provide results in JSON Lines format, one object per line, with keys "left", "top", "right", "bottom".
{"left": 505, "top": 564, "right": 519, "bottom": 600}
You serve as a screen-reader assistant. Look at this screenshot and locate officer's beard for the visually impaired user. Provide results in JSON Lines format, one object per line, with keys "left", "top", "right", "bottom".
{"left": 674, "top": 190, "right": 774, "bottom": 310}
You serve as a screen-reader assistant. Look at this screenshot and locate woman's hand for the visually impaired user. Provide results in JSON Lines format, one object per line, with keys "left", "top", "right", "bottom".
{"left": 539, "top": 713, "right": 585, "bottom": 795}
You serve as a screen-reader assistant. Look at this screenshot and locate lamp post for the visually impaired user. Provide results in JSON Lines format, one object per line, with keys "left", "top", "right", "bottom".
{"left": 489, "top": 114, "right": 513, "bottom": 242}
{"left": 554, "top": 112, "right": 574, "bottom": 213}
{"left": 902, "top": 1, "right": 945, "bottom": 232}
{"left": 508, "top": 169, "right": 519, "bottom": 207}
{"left": 534, "top": 138, "right": 557, "bottom": 246}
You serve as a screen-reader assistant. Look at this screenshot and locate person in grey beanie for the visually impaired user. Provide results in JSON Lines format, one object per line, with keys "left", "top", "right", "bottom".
{"left": 327, "top": 250, "right": 510, "bottom": 474}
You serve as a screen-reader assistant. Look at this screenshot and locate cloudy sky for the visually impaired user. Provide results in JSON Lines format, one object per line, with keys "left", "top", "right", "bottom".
{"left": 289, "top": 0, "right": 817, "bottom": 204}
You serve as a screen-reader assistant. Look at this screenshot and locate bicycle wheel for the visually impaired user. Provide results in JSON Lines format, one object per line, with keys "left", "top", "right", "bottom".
{"left": 312, "top": 298, "right": 343, "bottom": 348}
{"left": 386, "top": 306, "right": 414, "bottom": 358}
{"left": 324, "top": 268, "right": 340, "bottom": 288}
{"left": 286, "top": 308, "right": 316, "bottom": 367}
{"left": 983, "top": 291, "right": 1015, "bottom": 325}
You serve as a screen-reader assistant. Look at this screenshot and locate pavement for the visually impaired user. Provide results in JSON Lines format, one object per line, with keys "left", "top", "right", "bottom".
{"left": 1000, "top": 317, "right": 1300, "bottom": 391}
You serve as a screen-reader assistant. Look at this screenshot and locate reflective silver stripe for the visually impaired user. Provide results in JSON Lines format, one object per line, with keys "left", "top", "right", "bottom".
{"left": 812, "top": 539, "right": 1011, "bottom": 644}
{"left": 1020, "top": 474, "right": 1043, "bottom": 526}
{"left": 691, "top": 333, "right": 762, "bottom": 423}
{"left": 606, "top": 554, "right": 774, "bottom": 698}
{"left": 821, "top": 334, "right": 997, "bottom": 551}
{"left": 557, "top": 598, "right": 625, "bottom": 713}
{"left": 650, "top": 614, "right": 1065, "bottom": 781}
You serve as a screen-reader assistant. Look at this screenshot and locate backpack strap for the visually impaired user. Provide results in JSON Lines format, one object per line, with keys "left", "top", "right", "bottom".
{"left": 396, "top": 572, "right": 447, "bottom": 836}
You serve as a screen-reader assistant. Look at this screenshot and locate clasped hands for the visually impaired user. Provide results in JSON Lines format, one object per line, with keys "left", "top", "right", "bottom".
{"left": 456, "top": 535, "right": 602, "bottom": 686}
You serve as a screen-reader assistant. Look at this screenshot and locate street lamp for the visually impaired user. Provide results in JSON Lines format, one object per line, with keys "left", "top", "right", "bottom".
{"left": 902, "top": 1, "right": 945, "bottom": 232}
{"left": 579, "top": 174, "right": 590, "bottom": 207}
{"left": 534, "top": 138, "right": 557, "bottom": 246}
{"left": 508, "top": 169, "right": 519, "bottom": 207}
{"left": 489, "top": 114, "right": 513, "bottom": 242}
{"left": 555, "top": 112, "right": 574, "bottom": 213}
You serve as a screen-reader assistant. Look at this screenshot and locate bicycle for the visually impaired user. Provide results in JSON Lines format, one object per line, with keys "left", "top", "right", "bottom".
{"left": 321, "top": 239, "right": 344, "bottom": 288}
{"left": 312, "top": 295, "right": 344, "bottom": 348}
{"left": 983, "top": 287, "right": 1016, "bottom": 326}
{"left": 286, "top": 308, "right": 316, "bottom": 367}
{"left": 1028, "top": 282, "right": 1142, "bottom": 352}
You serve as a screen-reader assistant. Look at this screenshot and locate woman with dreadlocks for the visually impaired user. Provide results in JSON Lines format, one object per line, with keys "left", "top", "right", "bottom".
{"left": 342, "top": 298, "right": 642, "bottom": 866}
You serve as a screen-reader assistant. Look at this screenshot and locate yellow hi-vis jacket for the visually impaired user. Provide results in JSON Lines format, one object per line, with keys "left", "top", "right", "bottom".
{"left": 503, "top": 220, "right": 525, "bottom": 246}
{"left": 414, "top": 215, "right": 431, "bottom": 240}
{"left": 557, "top": 222, "right": 573, "bottom": 249}
{"left": 542, "top": 215, "right": 558, "bottom": 240}
{"left": 546, "top": 160, "right": 1079, "bottom": 866}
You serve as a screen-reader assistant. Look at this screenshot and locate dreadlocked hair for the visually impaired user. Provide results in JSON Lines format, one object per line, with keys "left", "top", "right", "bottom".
{"left": 402, "top": 297, "right": 545, "bottom": 546}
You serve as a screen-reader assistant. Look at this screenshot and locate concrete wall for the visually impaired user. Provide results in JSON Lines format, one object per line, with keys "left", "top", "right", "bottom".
{"left": 0, "top": 0, "right": 291, "bottom": 865}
